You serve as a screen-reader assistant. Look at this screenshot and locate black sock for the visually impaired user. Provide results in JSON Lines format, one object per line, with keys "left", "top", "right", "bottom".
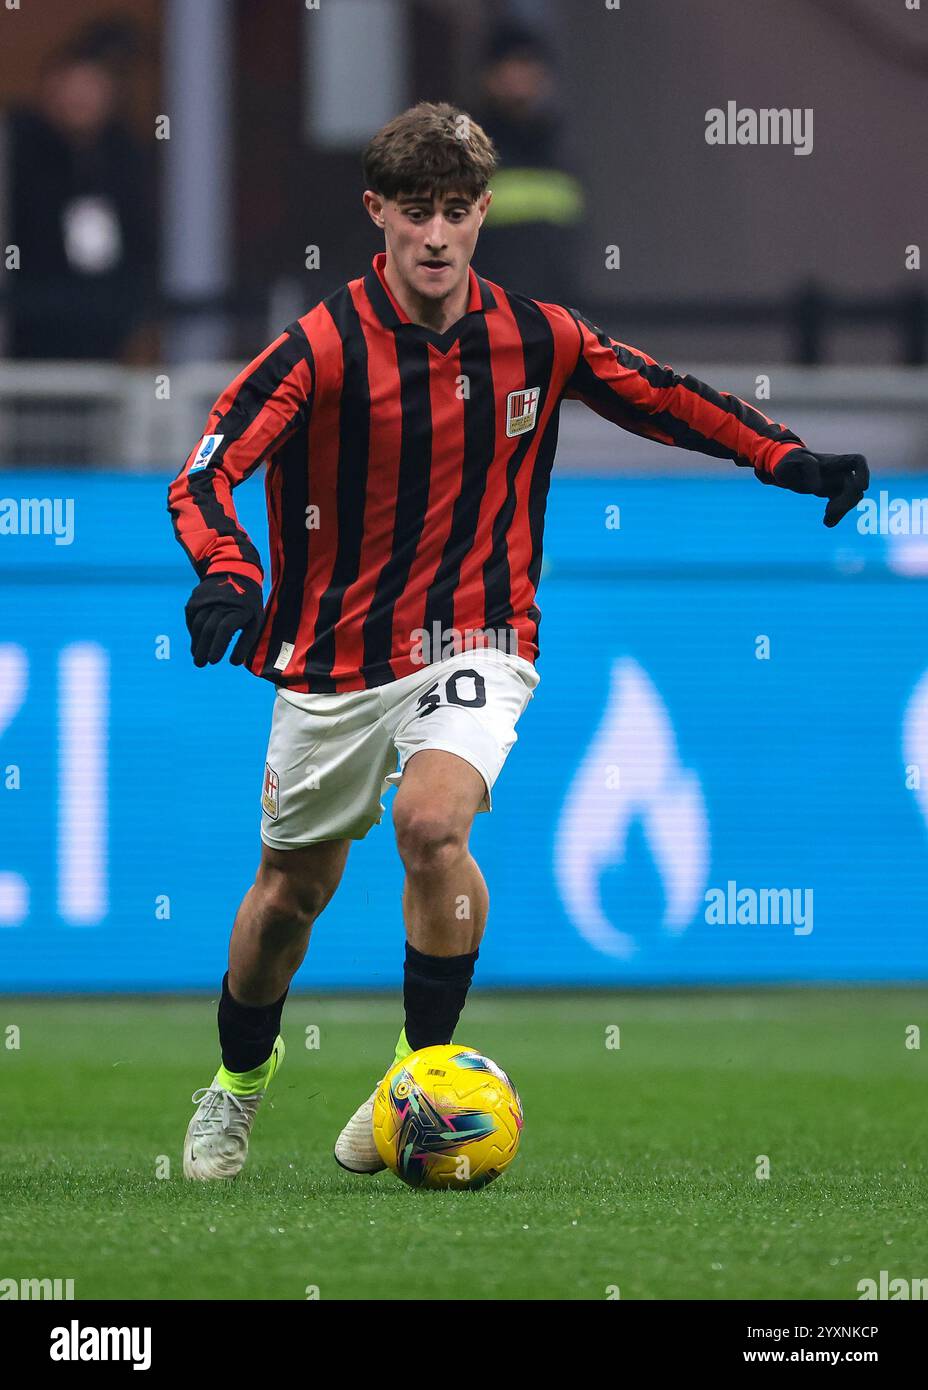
{"left": 217, "top": 972, "right": 288, "bottom": 1073}
{"left": 403, "top": 943, "right": 479, "bottom": 1052}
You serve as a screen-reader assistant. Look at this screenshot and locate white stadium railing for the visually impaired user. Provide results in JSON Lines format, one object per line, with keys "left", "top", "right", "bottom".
{"left": 0, "top": 361, "right": 926, "bottom": 473}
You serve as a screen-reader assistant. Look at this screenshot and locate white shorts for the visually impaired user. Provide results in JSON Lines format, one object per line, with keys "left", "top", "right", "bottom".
{"left": 259, "top": 648, "right": 541, "bottom": 847}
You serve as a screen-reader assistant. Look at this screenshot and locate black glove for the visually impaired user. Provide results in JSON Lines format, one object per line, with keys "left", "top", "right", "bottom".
{"left": 184, "top": 572, "right": 264, "bottom": 668}
{"left": 757, "top": 448, "right": 870, "bottom": 528}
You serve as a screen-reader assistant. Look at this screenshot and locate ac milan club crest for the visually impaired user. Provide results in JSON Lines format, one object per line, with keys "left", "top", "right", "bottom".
{"left": 505, "top": 386, "right": 541, "bottom": 437}
{"left": 262, "top": 763, "right": 280, "bottom": 820}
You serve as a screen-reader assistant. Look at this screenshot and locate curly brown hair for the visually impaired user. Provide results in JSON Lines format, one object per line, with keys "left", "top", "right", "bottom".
{"left": 362, "top": 102, "right": 498, "bottom": 202}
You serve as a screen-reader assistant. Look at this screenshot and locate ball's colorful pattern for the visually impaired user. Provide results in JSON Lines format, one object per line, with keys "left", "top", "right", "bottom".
{"left": 372, "top": 1044, "right": 524, "bottom": 1190}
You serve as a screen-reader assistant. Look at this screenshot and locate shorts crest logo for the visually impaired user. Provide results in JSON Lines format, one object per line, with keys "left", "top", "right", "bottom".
{"left": 506, "top": 387, "right": 540, "bottom": 437}
{"left": 261, "top": 763, "right": 280, "bottom": 820}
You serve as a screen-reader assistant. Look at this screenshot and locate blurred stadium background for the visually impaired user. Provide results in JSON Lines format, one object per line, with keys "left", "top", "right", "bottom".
{"left": 1, "top": 0, "right": 927, "bottom": 994}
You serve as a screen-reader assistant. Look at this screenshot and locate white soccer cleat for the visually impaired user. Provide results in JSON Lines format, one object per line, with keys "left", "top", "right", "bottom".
{"left": 183, "top": 1035, "right": 284, "bottom": 1181}
{"left": 334, "top": 1087, "right": 386, "bottom": 1174}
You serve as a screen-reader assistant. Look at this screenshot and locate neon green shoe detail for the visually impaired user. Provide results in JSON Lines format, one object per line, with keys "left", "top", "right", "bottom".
{"left": 392, "top": 1026, "right": 413, "bottom": 1067}
{"left": 215, "top": 1033, "right": 285, "bottom": 1097}
{"left": 334, "top": 1030, "right": 410, "bottom": 1174}
{"left": 183, "top": 1035, "right": 286, "bottom": 1181}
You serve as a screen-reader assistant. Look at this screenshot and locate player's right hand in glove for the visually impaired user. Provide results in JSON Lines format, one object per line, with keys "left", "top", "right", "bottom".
{"left": 184, "top": 572, "right": 264, "bottom": 668}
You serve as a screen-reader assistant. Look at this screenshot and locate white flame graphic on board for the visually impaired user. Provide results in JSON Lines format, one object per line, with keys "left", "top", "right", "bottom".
{"left": 554, "top": 658, "right": 709, "bottom": 958}
{"left": 902, "top": 668, "right": 928, "bottom": 829}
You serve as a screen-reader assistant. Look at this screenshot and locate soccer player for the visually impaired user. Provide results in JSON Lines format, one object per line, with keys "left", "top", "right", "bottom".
{"left": 167, "top": 102, "right": 869, "bottom": 1180}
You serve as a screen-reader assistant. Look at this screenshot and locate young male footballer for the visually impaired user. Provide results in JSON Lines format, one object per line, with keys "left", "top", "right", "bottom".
{"left": 168, "top": 102, "right": 869, "bottom": 1180}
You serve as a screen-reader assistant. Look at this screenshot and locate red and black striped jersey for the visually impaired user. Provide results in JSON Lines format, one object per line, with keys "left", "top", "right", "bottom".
{"left": 167, "top": 252, "right": 805, "bottom": 693}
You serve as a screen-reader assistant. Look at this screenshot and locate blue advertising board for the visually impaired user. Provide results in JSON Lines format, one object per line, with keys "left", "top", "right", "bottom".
{"left": 1, "top": 471, "right": 927, "bottom": 989}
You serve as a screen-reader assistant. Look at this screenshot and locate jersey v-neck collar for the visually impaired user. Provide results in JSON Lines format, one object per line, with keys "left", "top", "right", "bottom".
{"left": 363, "top": 252, "right": 497, "bottom": 355}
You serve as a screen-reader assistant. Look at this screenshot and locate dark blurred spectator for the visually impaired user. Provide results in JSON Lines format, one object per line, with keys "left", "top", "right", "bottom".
{"left": 473, "top": 21, "right": 584, "bottom": 305}
{"left": 71, "top": 15, "right": 144, "bottom": 77}
{"left": 3, "top": 36, "right": 156, "bottom": 360}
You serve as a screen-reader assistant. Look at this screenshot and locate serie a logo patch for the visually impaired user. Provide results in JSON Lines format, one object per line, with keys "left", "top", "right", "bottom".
{"left": 189, "top": 434, "right": 224, "bottom": 472}
{"left": 262, "top": 763, "right": 280, "bottom": 820}
{"left": 505, "top": 387, "right": 540, "bottom": 438}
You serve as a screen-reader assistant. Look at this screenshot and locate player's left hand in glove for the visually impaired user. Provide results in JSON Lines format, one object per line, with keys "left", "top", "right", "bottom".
{"left": 185, "top": 572, "right": 264, "bottom": 668}
{"left": 757, "top": 448, "right": 870, "bottom": 528}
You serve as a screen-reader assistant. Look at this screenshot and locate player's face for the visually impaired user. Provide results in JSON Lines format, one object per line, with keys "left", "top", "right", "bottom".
{"left": 368, "top": 189, "right": 492, "bottom": 302}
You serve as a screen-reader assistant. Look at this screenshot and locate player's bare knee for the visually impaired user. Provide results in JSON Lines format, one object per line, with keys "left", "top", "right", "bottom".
{"left": 252, "top": 867, "right": 329, "bottom": 936}
{"left": 394, "top": 809, "right": 467, "bottom": 877}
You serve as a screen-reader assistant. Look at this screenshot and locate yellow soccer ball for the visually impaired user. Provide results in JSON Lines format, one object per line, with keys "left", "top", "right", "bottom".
{"left": 372, "top": 1044, "right": 524, "bottom": 1190}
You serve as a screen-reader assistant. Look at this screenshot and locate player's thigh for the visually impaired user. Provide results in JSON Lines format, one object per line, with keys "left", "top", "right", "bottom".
{"left": 389, "top": 648, "right": 540, "bottom": 824}
{"left": 255, "top": 836, "right": 351, "bottom": 920}
{"left": 392, "top": 748, "right": 487, "bottom": 838}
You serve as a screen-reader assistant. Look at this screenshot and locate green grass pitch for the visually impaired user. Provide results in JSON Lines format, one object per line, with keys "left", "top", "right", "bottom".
{"left": 1, "top": 990, "right": 925, "bottom": 1301}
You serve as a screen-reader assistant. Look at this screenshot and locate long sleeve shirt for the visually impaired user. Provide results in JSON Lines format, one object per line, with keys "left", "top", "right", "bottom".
{"left": 168, "top": 252, "right": 804, "bottom": 693}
